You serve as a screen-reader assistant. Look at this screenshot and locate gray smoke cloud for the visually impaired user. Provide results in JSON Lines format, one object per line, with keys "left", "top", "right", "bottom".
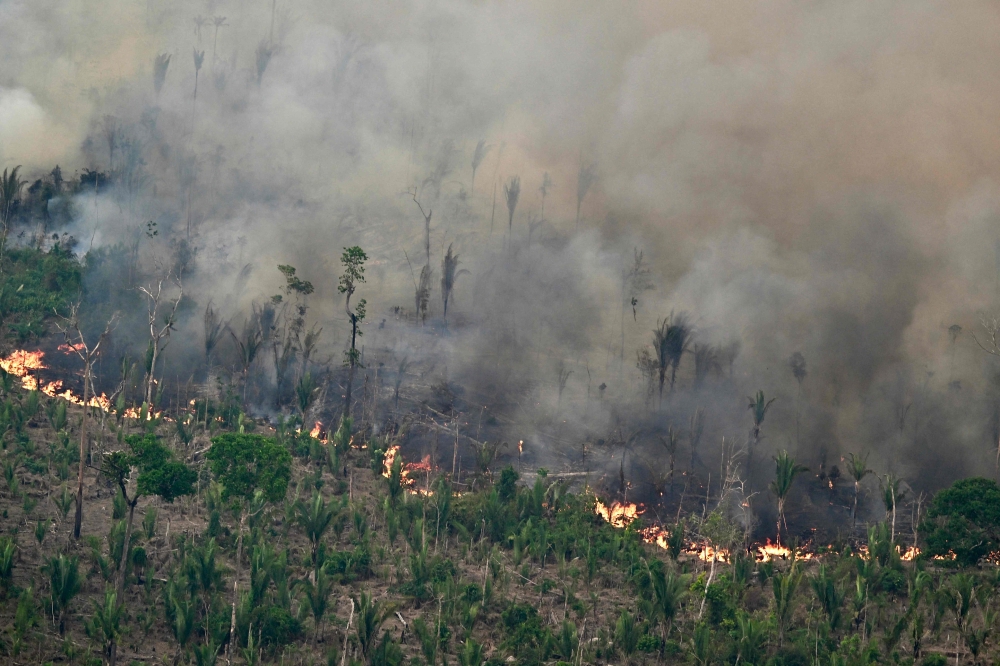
{"left": 4, "top": 0, "right": 1000, "bottom": 534}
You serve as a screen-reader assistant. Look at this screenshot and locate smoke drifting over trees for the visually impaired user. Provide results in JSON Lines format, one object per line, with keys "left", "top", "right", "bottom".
{"left": 4, "top": 0, "right": 1000, "bottom": 535}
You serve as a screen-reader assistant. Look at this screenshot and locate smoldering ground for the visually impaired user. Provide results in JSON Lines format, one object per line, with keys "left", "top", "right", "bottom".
{"left": 3, "top": 0, "right": 1000, "bottom": 538}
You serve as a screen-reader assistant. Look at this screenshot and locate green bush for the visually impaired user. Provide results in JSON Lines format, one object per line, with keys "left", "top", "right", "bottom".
{"left": 920, "top": 477, "right": 1000, "bottom": 566}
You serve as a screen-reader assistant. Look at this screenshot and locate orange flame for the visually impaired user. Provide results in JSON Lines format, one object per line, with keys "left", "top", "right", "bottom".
{"left": 595, "top": 499, "right": 643, "bottom": 528}
{"left": 382, "top": 445, "right": 435, "bottom": 496}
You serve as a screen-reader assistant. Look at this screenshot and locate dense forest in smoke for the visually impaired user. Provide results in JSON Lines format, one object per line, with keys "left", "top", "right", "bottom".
{"left": 4, "top": 1, "right": 1000, "bottom": 665}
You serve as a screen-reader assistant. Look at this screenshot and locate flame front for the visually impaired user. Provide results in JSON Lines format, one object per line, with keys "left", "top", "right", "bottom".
{"left": 1, "top": 349, "right": 117, "bottom": 412}
{"left": 595, "top": 498, "right": 812, "bottom": 562}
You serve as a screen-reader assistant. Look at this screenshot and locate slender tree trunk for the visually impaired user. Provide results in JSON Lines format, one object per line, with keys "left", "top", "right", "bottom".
{"left": 74, "top": 361, "right": 91, "bottom": 539}
{"left": 227, "top": 512, "right": 247, "bottom": 666}
{"left": 344, "top": 315, "right": 357, "bottom": 420}
{"left": 776, "top": 499, "right": 784, "bottom": 546}
{"left": 146, "top": 344, "right": 159, "bottom": 406}
{"left": 116, "top": 499, "right": 138, "bottom": 599}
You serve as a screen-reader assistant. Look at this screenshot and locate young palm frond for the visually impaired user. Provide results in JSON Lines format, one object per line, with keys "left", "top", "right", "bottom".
{"left": 44, "top": 554, "right": 81, "bottom": 634}
{"left": 354, "top": 591, "right": 391, "bottom": 661}
{"left": 651, "top": 565, "right": 687, "bottom": 638}
{"left": 772, "top": 564, "right": 803, "bottom": 647}
{"left": 770, "top": 450, "right": 808, "bottom": 544}
{"left": 295, "top": 490, "right": 335, "bottom": 570}
{"left": 296, "top": 372, "right": 318, "bottom": 417}
{"left": 85, "top": 587, "right": 124, "bottom": 665}
{"left": 299, "top": 568, "right": 334, "bottom": 642}
{"left": 810, "top": 564, "right": 845, "bottom": 631}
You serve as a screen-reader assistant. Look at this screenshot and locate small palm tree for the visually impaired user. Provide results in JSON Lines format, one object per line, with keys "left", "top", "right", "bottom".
{"left": 166, "top": 584, "right": 196, "bottom": 663}
{"left": 459, "top": 637, "right": 485, "bottom": 666}
{"left": 653, "top": 312, "right": 693, "bottom": 402}
{"left": 746, "top": 390, "right": 776, "bottom": 479}
{"left": 44, "top": 554, "right": 81, "bottom": 634}
{"left": 296, "top": 372, "right": 318, "bottom": 417}
{"left": 85, "top": 587, "right": 125, "bottom": 666}
{"left": 295, "top": 490, "right": 335, "bottom": 571}
{"left": 772, "top": 564, "right": 802, "bottom": 647}
{"left": 845, "top": 452, "right": 872, "bottom": 525}
{"left": 299, "top": 569, "right": 334, "bottom": 642}
{"left": 810, "top": 564, "right": 845, "bottom": 632}
{"left": 770, "top": 450, "right": 808, "bottom": 544}
{"left": 354, "top": 592, "right": 391, "bottom": 662}
{"left": 651, "top": 565, "right": 687, "bottom": 642}
{"left": 615, "top": 609, "right": 641, "bottom": 662}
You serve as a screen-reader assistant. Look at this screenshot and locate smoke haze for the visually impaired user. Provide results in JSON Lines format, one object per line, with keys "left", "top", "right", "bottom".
{"left": 4, "top": 0, "right": 1000, "bottom": 534}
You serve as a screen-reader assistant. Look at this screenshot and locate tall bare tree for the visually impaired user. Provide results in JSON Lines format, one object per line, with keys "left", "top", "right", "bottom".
{"left": 139, "top": 273, "right": 183, "bottom": 406}
{"left": 56, "top": 305, "right": 119, "bottom": 540}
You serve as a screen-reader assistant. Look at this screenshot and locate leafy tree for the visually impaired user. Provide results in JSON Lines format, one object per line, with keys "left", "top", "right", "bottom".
{"left": 101, "top": 434, "right": 195, "bottom": 598}
{"left": 770, "top": 450, "right": 808, "bottom": 545}
{"left": 338, "top": 246, "right": 367, "bottom": 419}
{"left": 206, "top": 433, "right": 291, "bottom": 661}
{"left": 920, "top": 477, "right": 1000, "bottom": 566}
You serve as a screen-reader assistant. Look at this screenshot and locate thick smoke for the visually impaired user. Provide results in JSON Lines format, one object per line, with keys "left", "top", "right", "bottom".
{"left": 3, "top": 0, "right": 1000, "bottom": 537}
